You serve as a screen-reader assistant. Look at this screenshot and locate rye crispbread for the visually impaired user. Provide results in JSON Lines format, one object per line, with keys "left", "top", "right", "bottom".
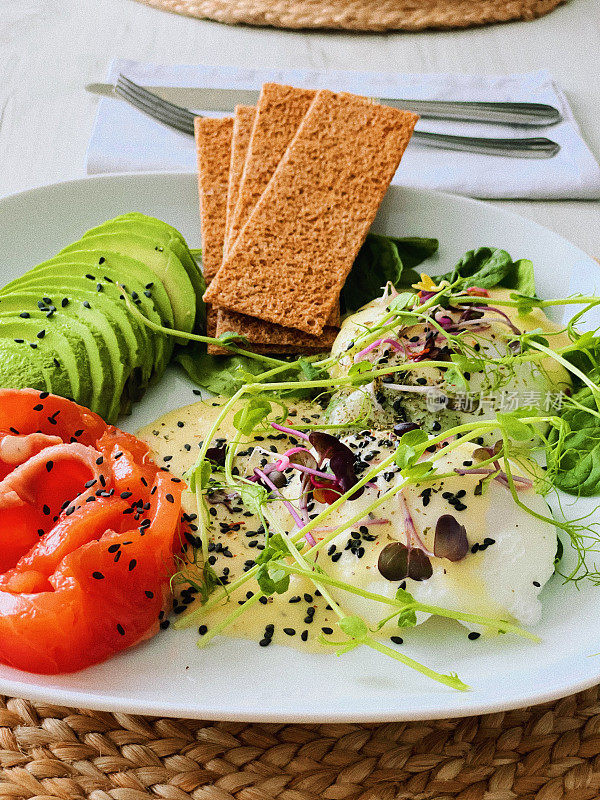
{"left": 194, "top": 115, "right": 233, "bottom": 282}
{"left": 203, "top": 90, "right": 418, "bottom": 335}
{"left": 216, "top": 308, "right": 339, "bottom": 348}
{"left": 207, "top": 341, "right": 326, "bottom": 355}
{"left": 226, "top": 83, "right": 315, "bottom": 250}
{"left": 224, "top": 106, "right": 256, "bottom": 255}
{"left": 217, "top": 86, "right": 339, "bottom": 348}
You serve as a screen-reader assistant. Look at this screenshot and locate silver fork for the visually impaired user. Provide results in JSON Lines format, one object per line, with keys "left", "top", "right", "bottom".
{"left": 115, "top": 74, "right": 561, "bottom": 159}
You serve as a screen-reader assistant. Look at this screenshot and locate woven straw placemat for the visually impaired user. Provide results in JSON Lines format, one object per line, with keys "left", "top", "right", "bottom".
{"left": 2, "top": 687, "right": 600, "bottom": 800}
{"left": 133, "top": 0, "right": 565, "bottom": 31}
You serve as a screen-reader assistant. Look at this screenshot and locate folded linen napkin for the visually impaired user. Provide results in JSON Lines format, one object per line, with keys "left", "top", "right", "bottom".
{"left": 86, "top": 59, "right": 600, "bottom": 200}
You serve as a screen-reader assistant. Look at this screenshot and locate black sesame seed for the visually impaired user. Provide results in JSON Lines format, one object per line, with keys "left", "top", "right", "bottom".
{"left": 117, "top": 623, "right": 125, "bottom": 636}
{"left": 288, "top": 596, "right": 301, "bottom": 603}
{"left": 259, "top": 638, "right": 271, "bottom": 647}
{"left": 259, "top": 596, "right": 268, "bottom": 605}
{"left": 159, "top": 620, "right": 170, "bottom": 630}
{"left": 166, "top": 493, "right": 174, "bottom": 503}
{"left": 92, "top": 571, "right": 104, "bottom": 580}
{"left": 468, "top": 632, "right": 480, "bottom": 640}
{"left": 83, "top": 301, "right": 91, "bottom": 309}
{"left": 283, "top": 628, "right": 296, "bottom": 636}
{"left": 42, "top": 504, "right": 50, "bottom": 515}
{"left": 533, "top": 580, "right": 541, "bottom": 587}
{"left": 45, "top": 460, "right": 53, "bottom": 472}
{"left": 128, "top": 559, "right": 137, "bottom": 571}
{"left": 321, "top": 627, "right": 333, "bottom": 634}
{"left": 198, "top": 624, "right": 208, "bottom": 635}
{"left": 301, "top": 630, "right": 309, "bottom": 642}
{"left": 145, "top": 590, "right": 154, "bottom": 598}
{"left": 20, "top": 312, "right": 30, "bottom": 319}
{"left": 390, "top": 636, "right": 403, "bottom": 645}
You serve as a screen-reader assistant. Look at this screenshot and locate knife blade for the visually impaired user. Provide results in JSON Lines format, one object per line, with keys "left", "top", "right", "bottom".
{"left": 85, "top": 83, "right": 561, "bottom": 127}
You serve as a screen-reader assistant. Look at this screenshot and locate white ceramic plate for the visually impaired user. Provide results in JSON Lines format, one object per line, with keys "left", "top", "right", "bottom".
{"left": 0, "top": 172, "right": 598, "bottom": 722}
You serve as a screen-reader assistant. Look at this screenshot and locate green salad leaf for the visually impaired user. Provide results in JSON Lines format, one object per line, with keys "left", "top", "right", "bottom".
{"left": 176, "top": 349, "right": 270, "bottom": 395}
{"left": 438, "top": 247, "right": 513, "bottom": 289}
{"left": 177, "top": 347, "right": 321, "bottom": 397}
{"left": 501, "top": 258, "right": 536, "bottom": 296}
{"left": 548, "top": 386, "right": 600, "bottom": 496}
{"left": 340, "top": 233, "right": 439, "bottom": 314}
{"left": 436, "top": 248, "right": 538, "bottom": 297}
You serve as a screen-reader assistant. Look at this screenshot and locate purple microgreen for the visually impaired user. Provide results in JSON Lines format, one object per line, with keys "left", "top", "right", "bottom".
{"left": 308, "top": 431, "right": 364, "bottom": 500}
{"left": 254, "top": 467, "right": 316, "bottom": 546}
{"left": 205, "top": 445, "right": 226, "bottom": 467}
{"left": 434, "top": 514, "right": 469, "bottom": 562}
{"left": 377, "top": 542, "right": 433, "bottom": 582}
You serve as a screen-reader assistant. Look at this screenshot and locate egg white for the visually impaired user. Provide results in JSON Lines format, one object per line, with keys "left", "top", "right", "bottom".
{"left": 287, "top": 436, "right": 557, "bottom": 634}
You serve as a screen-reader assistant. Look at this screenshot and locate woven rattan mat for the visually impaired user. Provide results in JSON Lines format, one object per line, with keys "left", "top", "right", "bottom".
{"left": 2, "top": 688, "right": 600, "bottom": 800}
{"left": 133, "top": 0, "right": 565, "bottom": 31}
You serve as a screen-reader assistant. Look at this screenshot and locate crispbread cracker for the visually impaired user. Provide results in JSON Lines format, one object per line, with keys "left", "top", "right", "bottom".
{"left": 216, "top": 307, "right": 339, "bottom": 349}
{"left": 207, "top": 341, "right": 326, "bottom": 355}
{"left": 220, "top": 90, "right": 341, "bottom": 347}
{"left": 224, "top": 106, "right": 256, "bottom": 255}
{"left": 195, "top": 116, "right": 233, "bottom": 281}
{"left": 203, "top": 90, "right": 418, "bottom": 335}
{"left": 226, "top": 84, "right": 315, "bottom": 249}
{"left": 206, "top": 306, "right": 218, "bottom": 337}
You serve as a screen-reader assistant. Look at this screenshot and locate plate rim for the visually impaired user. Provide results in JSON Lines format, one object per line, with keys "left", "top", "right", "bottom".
{"left": 0, "top": 170, "right": 598, "bottom": 723}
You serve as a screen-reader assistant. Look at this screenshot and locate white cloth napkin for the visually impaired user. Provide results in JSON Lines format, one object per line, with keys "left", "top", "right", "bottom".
{"left": 86, "top": 59, "right": 600, "bottom": 200}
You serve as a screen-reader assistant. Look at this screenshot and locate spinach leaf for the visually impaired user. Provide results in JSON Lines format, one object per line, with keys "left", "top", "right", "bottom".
{"left": 176, "top": 348, "right": 270, "bottom": 395}
{"left": 340, "top": 233, "right": 438, "bottom": 314}
{"left": 562, "top": 334, "right": 600, "bottom": 390}
{"left": 176, "top": 347, "right": 323, "bottom": 398}
{"left": 548, "top": 387, "right": 600, "bottom": 496}
{"left": 500, "top": 258, "right": 536, "bottom": 296}
{"left": 436, "top": 248, "right": 539, "bottom": 297}
{"left": 438, "top": 247, "right": 513, "bottom": 289}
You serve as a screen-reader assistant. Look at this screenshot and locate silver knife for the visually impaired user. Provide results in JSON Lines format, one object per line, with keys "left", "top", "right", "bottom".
{"left": 86, "top": 82, "right": 562, "bottom": 127}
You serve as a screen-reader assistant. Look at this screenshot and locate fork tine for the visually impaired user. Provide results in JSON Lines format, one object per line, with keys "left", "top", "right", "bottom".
{"left": 116, "top": 79, "right": 197, "bottom": 129}
{"left": 117, "top": 75, "right": 197, "bottom": 124}
{"left": 115, "top": 82, "right": 196, "bottom": 135}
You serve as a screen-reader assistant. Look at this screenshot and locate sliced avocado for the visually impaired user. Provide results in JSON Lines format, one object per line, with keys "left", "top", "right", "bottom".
{"left": 1, "top": 250, "right": 176, "bottom": 331}
{"left": 11, "top": 269, "right": 174, "bottom": 385}
{"left": 60, "top": 232, "right": 195, "bottom": 333}
{"left": 0, "top": 338, "right": 50, "bottom": 394}
{"left": 0, "top": 315, "right": 82, "bottom": 402}
{"left": 0, "top": 305, "right": 111, "bottom": 420}
{"left": 4, "top": 279, "right": 156, "bottom": 391}
{"left": 0, "top": 292, "right": 126, "bottom": 421}
{"left": 110, "top": 213, "right": 206, "bottom": 328}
